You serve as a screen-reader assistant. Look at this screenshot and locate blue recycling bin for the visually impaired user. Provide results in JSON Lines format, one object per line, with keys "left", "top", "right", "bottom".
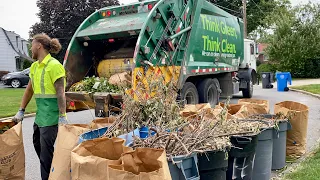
{"left": 276, "top": 72, "right": 292, "bottom": 92}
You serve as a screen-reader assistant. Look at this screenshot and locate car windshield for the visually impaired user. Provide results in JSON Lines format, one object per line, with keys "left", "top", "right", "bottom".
{"left": 22, "top": 68, "right": 30, "bottom": 75}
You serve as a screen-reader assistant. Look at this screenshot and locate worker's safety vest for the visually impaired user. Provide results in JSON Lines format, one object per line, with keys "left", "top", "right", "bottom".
{"left": 30, "top": 54, "right": 65, "bottom": 127}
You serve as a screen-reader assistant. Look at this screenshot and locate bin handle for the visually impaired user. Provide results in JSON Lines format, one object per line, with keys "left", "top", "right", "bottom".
{"left": 172, "top": 156, "right": 197, "bottom": 180}
{"left": 172, "top": 159, "right": 189, "bottom": 180}
{"left": 235, "top": 136, "right": 253, "bottom": 144}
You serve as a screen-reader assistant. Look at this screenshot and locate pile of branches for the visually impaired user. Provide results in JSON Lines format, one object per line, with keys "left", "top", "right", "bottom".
{"left": 69, "top": 76, "right": 120, "bottom": 93}
{"left": 100, "top": 74, "right": 279, "bottom": 157}
{"left": 103, "top": 77, "right": 184, "bottom": 137}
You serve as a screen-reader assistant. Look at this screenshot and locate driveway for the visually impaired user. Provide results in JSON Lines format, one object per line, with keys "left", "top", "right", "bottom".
{"left": 21, "top": 85, "right": 320, "bottom": 180}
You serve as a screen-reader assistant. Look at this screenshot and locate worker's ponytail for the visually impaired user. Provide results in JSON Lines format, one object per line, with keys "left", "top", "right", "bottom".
{"left": 49, "top": 38, "right": 62, "bottom": 54}
{"left": 33, "top": 33, "right": 62, "bottom": 54}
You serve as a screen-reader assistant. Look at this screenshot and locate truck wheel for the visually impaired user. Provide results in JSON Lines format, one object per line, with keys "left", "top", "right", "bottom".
{"left": 242, "top": 79, "right": 253, "bottom": 98}
{"left": 180, "top": 82, "right": 199, "bottom": 105}
{"left": 197, "top": 78, "right": 219, "bottom": 106}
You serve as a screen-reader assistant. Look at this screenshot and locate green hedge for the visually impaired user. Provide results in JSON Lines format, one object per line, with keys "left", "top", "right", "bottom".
{"left": 257, "top": 63, "right": 277, "bottom": 74}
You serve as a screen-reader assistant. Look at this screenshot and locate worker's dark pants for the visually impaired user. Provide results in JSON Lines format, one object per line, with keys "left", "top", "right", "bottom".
{"left": 33, "top": 123, "right": 58, "bottom": 180}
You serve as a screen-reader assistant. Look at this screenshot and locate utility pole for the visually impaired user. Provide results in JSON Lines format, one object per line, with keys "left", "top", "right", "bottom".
{"left": 242, "top": 0, "right": 247, "bottom": 38}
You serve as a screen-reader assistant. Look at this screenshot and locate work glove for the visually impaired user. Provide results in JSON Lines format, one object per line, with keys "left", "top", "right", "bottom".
{"left": 58, "top": 115, "right": 68, "bottom": 124}
{"left": 13, "top": 109, "right": 25, "bottom": 123}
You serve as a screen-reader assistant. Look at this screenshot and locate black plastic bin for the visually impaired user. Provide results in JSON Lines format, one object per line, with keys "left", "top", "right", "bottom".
{"left": 261, "top": 72, "right": 274, "bottom": 89}
{"left": 198, "top": 151, "right": 228, "bottom": 180}
{"left": 227, "top": 135, "right": 258, "bottom": 180}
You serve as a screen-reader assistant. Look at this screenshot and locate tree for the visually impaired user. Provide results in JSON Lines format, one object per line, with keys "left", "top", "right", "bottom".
{"left": 29, "top": 0, "right": 119, "bottom": 62}
{"left": 210, "top": 0, "right": 287, "bottom": 34}
{"left": 264, "top": 2, "right": 320, "bottom": 78}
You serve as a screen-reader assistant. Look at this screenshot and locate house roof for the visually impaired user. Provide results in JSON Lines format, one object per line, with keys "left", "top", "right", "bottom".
{"left": 1, "top": 28, "right": 33, "bottom": 62}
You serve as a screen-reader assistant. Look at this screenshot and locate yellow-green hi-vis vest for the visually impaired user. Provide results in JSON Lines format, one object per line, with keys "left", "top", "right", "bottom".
{"left": 30, "top": 54, "right": 66, "bottom": 127}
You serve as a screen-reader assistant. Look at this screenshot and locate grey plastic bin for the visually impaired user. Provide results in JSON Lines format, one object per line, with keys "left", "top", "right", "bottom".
{"left": 252, "top": 127, "right": 274, "bottom": 180}
{"left": 168, "top": 153, "right": 200, "bottom": 180}
{"left": 272, "top": 120, "right": 292, "bottom": 170}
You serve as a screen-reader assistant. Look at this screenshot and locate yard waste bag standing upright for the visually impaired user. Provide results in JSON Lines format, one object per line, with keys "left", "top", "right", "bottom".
{"left": 274, "top": 101, "right": 309, "bottom": 159}
{"left": 71, "top": 137, "right": 132, "bottom": 179}
{"left": 0, "top": 121, "right": 25, "bottom": 179}
{"left": 49, "top": 124, "right": 89, "bottom": 180}
{"left": 108, "top": 148, "right": 172, "bottom": 180}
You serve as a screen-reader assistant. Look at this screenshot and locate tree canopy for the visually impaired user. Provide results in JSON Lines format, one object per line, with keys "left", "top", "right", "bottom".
{"left": 264, "top": 2, "right": 320, "bottom": 78}
{"left": 210, "top": 0, "right": 282, "bottom": 34}
{"left": 29, "top": 0, "right": 119, "bottom": 61}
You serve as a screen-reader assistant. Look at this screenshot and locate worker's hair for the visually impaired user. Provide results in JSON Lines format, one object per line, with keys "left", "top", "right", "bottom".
{"left": 33, "top": 33, "right": 62, "bottom": 54}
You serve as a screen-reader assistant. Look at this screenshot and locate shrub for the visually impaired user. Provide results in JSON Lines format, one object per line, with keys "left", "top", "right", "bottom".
{"left": 257, "top": 63, "right": 277, "bottom": 74}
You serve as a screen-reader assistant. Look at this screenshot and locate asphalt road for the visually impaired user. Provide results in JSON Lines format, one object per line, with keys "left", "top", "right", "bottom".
{"left": 21, "top": 85, "right": 320, "bottom": 180}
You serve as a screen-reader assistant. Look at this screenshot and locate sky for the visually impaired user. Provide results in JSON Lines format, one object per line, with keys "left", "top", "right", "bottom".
{"left": 0, "top": 0, "right": 317, "bottom": 40}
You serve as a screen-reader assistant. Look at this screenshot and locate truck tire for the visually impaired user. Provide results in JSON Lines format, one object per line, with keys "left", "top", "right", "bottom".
{"left": 180, "top": 82, "right": 199, "bottom": 105}
{"left": 197, "top": 78, "right": 220, "bottom": 106}
{"left": 242, "top": 79, "right": 253, "bottom": 98}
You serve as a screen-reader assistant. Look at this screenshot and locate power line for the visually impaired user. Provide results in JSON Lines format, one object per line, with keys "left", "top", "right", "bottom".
{"left": 214, "top": 4, "right": 242, "bottom": 17}
{"left": 251, "top": 0, "right": 267, "bottom": 16}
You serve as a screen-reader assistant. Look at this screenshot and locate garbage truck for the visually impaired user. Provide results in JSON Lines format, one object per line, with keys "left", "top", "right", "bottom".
{"left": 63, "top": 0, "right": 257, "bottom": 116}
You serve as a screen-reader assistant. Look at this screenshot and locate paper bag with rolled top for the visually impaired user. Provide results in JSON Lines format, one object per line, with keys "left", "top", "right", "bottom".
{"left": 0, "top": 121, "right": 25, "bottom": 180}
{"left": 274, "top": 101, "right": 309, "bottom": 159}
{"left": 108, "top": 148, "right": 172, "bottom": 180}
{"left": 71, "top": 137, "right": 132, "bottom": 180}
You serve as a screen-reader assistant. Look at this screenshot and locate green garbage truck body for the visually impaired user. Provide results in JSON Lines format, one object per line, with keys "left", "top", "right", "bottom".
{"left": 64, "top": 0, "right": 257, "bottom": 109}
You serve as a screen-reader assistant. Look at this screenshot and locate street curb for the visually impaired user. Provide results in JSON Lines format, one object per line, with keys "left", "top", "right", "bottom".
{"left": 290, "top": 88, "right": 320, "bottom": 99}
{"left": 0, "top": 113, "right": 36, "bottom": 122}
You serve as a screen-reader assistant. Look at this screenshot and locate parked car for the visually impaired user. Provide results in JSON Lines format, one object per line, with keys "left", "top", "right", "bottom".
{"left": 1, "top": 68, "right": 30, "bottom": 88}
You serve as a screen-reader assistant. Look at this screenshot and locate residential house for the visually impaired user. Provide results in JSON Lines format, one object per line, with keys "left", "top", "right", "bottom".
{"left": 257, "top": 43, "right": 269, "bottom": 63}
{"left": 0, "top": 27, "right": 33, "bottom": 72}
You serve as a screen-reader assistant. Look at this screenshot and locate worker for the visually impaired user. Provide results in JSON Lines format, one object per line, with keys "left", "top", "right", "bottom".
{"left": 12, "top": 33, "right": 68, "bottom": 180}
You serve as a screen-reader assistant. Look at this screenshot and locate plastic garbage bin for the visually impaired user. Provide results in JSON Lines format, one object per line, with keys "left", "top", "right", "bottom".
{"left": 261, "top": 72, "right": 274, "bottom": 89}
{"left": 272, "top": 120, "right": 292, "bottom": 170}
{"left": 198, "top": 151, "right": 228, "bottom": 180}
{"left": 252, "top": 127, "right": 274, "bottom": 180}
{"left": 168, "top": 153, "right": 200, "bottom": 180}
{"left": 227, "top": 135, "right": 258, "bottom": 180}
{"left": 276, "top": 72, "right": 292, "bottom": 91}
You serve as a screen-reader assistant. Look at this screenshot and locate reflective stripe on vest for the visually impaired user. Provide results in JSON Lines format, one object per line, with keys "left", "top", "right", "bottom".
{"left": 32, "top": 58, "right": 57, "bottom": 98}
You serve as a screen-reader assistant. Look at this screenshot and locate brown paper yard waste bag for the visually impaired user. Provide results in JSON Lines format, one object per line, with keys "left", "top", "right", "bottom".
{"left": 238, "top": 98, "right": 270, "bottom": 113}
{"left": 219, "top": 103, "right": 267, "bottom": 119}
{"left": 108, "top": 148, "right": 172, "bottom": 180}
{"left": 180, "top": 103, "right": 211, "bottom": 118}
{"left": 0, "top": 121, "right": 25, "bottom": 179}
{"left": 89, "top": 116, "right": 117, "bottom": 129}
{"left": 71, "top": 137, "right": 132, "bottom": 180}
{"left": 274, "top": 101, "right": 309, "bottom": 159}
{"left": 49, "top": 124, "right": 89, "bottom": 180}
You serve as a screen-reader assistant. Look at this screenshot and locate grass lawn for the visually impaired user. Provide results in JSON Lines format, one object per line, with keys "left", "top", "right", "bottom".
{"left": 291, "top": 84, "right": 320, "bottom": 94}
{"left": 0, "top": 88, "right": 36, "bottom": 118}
{"left": 284, "top": 147, "right": 320, "bottom": 180}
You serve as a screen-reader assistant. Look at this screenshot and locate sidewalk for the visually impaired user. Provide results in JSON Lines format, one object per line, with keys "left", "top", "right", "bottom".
{"left": 289, "top": 79, "right": 320, "bottom": 87}
{"left": 269, "top": 78, "right": 320, "bottom": 88}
